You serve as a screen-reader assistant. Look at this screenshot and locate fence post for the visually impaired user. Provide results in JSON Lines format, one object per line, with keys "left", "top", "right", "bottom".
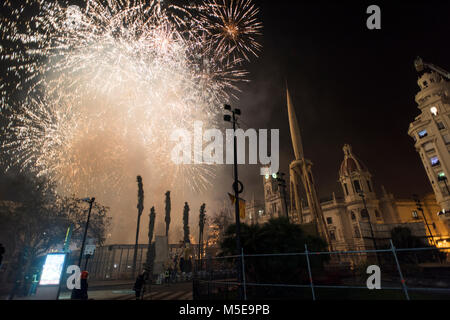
{"left": 304, "top": 244, "right": 316, "bottom": 301}
{"left": 241, "top": 248, "right": 247, "bottom": 301}
{"left": 390, "top": 239, "right": 410, "bottom": 300}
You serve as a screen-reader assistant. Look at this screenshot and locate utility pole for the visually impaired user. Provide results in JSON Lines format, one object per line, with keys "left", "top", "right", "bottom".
{"left": 358, "top": 192, "right": 379, "bottom": 264}
{"left": 224, "top": 104, "right": 244, "bottom": 300}
{"left": 78, "top": 198, "right": 95, "bottom": 268}
{"left": 438, "top": 174, "right": 450, "bottom": 196}
{"left": 413, "top": 194, "right": 436, "bottom": 246}
{"left": 276, "top": 172, "right": 289, "bottom": 220}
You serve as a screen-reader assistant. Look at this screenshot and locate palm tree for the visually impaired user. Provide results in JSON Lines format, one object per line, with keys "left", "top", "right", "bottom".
{"left": 132, "top": 176, "right": 144, "bottom": 278}
{"left": 144, "top": 207, "right": 156, "bottom": 279}
{"left": 165, "top": 191, "right": 171, "bottom": 239}
{"left": 198, "top": 204, "right": 206, "bottom": 260}
{"left": 183, "top": 202, "right": 190, "bottom": 245}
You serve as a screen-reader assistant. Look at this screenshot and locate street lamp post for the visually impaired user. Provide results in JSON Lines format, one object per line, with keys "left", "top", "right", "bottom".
{"left": 438, "top": 174, "right": 450, "bottom": 196}
{"left": 78, "top": 197, "right": 95, "bottom": 268}
{"left": 276, "top": 172, "right": 289, "bottom": 220}
{"left": 358, "top": 192, "right": 379, "bottom": 264}
{"left": 224, "top": 104, "right": 244, "bottom": 300}
{"left": 413, "top": 194, "right": 436, "bottom": 246}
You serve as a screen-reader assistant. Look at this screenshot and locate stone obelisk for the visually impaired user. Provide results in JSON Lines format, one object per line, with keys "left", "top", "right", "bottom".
{"left": 286, "top": 86, "right": 332, "bottom": 249}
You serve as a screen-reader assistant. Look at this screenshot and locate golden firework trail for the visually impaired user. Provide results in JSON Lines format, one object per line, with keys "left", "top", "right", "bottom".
{"left": 0, "top": 0, "right": 262, "bottom": 198}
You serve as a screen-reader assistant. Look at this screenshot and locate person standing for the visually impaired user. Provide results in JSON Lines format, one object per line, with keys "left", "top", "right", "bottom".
{"left": 133, "top": 273, "right": 145, "bottom": 300}
{"left": 71, "top": 271, "right": 89, "bottom": 300}
{"left": 80, "top": 271, "right": 89, "bottom": 300}
{"left": 164, "top": 269, "right": 170, "bottom": 286}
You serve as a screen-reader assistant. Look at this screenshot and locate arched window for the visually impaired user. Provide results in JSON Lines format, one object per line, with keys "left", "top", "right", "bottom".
{"left": 353, "top": 180, "right": 361, "bottom": 193}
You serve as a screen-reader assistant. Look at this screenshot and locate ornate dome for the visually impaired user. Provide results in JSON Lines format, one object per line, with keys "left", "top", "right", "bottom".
{"left": 339, "top": 144, "right": 367, "bottom": 177}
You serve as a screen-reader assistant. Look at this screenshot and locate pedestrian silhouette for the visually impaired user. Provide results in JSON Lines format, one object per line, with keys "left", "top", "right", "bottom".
{"left": 71, "top": 271, "right": 89, "bottom": 300}
{"left": 133, "top": 272, "right": 146, "bottom": 300}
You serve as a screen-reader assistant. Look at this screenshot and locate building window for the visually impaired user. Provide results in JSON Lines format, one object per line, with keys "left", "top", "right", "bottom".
{"left": 329, "top": 230, "right": 336, "bottom": 241}
{"left": 351, "top": 211, "right": 356, "bottom": 220}
{"left": 367, "top": 180, "right": 372, "bottom": 192}
{"left": 354, "top": 225, "right": 361, "bottom": 238}
{"left": 343, "top": 183, "right": 349, "bottom": 196}
{"left": 437, "top": 122, "right": 446, "bottom": 130}
{"left": 326, "top": 217, "right": 333, "bottom": 225}
{"left": 418, "top": 130, "right": 428, "bottom": 139}
{"left": 423, "top": 142, "right": 434, "bottom": 152}
{"left": 353, "top": 180, "right": 361, "bottom": 193}
{"left": 412, "top": 210, "right": 419, "bottom": 219}
{"left": 361, "top": 209, "right": 369, "bottom": 219}
{"left": 375, "top": 210, "right": 380, "bottom": 218}
{"left": 444, "top": 135, "right": 450, "bottom": 145}
{"left": 431, "top": 156, "right": 440, "bottom": 167}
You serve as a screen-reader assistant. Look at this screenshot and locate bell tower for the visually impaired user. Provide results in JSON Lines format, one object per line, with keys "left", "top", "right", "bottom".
{"left": 339, "top": 144, "right": 376, "bottom": 203}
{"left": 286, "top": 86, "right": 332, "bottom": 248}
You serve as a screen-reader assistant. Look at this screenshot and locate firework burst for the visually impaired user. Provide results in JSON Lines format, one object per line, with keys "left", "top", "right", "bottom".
{"left": 0, "top": 0, "right": 262, "bottom": 200}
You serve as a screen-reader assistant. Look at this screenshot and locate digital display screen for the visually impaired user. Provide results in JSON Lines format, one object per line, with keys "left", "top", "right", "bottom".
{"left": 39, "top": 253, "right": 66, "bottom": 286}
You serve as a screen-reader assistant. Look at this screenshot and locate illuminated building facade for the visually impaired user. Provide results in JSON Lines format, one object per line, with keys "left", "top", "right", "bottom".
{"left": 408, "top": 71, "right": 450, "bottom": 212}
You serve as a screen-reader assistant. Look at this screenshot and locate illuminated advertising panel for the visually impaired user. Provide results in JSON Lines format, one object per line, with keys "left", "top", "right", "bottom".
{"left": 39, "top": 253, "right": 66, "bottom": 286}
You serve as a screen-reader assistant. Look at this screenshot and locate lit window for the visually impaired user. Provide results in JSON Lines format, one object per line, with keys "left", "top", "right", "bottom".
{"left": 326, "top": 217, "right": 333, "bottom": 225}
{"left": 418, "top": 130, "right": 428, "bottom": 138}
{"left": 438, "top": 172, "right": 447, "bottom": 181}
{"left": 412, "top": 210, "right": 419, "bottom": 219}
{"left": 431, "top": 156, "right": 440, "bottom": 167}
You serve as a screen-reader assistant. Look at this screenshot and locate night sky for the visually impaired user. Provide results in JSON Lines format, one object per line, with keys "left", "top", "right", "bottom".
{"left": 230, "top": 0, "right": 450, "bottom": 204}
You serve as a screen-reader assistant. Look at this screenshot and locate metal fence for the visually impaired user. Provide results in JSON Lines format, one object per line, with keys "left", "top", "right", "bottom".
{"left": 193, "top": 241, "right": 450, "bottom": 300}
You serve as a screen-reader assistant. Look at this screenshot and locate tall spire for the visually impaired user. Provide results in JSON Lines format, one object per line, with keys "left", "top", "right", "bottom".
{"left": 286, "top": 85, "right": 304, "bottom": 161}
